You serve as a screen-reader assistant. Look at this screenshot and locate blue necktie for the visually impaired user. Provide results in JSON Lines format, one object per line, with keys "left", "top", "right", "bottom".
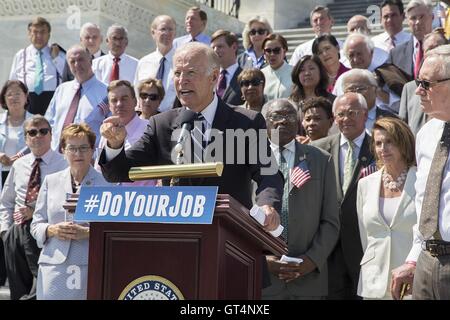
{"left": 156, "top": 56, "right": 166, "bottom": 80}
{"left": 34, "top": 50, "right": 44, "bottom": 95}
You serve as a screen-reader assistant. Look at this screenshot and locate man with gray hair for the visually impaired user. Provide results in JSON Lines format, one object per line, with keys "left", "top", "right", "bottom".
{"left": 342, "top": 68, "right": 396, "bottom": 132}
{"left": 347, "top": 15, "right": 371, "bottom": 34}
{"left": 387, "top": 0, "right": 434, "bottom": 79}
{"left": 79, "top": 22, "right": 104, "bottom": 59}
{"left": 134, "top": 15, "right": 177, "bottom": 113}
{"left": 343, "top": 33, "right": 388, "bottom": 71}
{"left": 391, "top": 44, "right": 450, "bottom": 300}
{"left": 92, "top": 24, "right": 138, "bottom": 84}
{"left": 312, "top": 92, "right": 374, "bottom": 299}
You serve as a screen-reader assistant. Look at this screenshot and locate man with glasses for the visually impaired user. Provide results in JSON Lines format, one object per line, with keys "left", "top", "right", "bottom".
{"left": 134, "top": 15, "right": 177, "bottom": 113}
{"left": 210, "top": 29, "right": 244, "bottom": 106}
{"left": 290, "top": 6, "right": 342, "bottom": 67}
{"left": 262, "top": 99, "right": 339, "bottom": 300}
{"left": 391, "top": 44, "right": 450, "bottom": 300}
{"left": 342, "top": 69, "right": 396, "bottom": 133}
{"left": 0, "top": 115, "right": 67, "bottom": 299}
{"left": 45, "top": 45, "right": 109, "bottom": 151}
{"left": 312, "top": 92, "right": 374, "bottom": 299}
{"left": 92, "top": 24, "right": 138, "bottom": 84}
{"left": 95, "top": 80, "right": 155, "bottom": 186}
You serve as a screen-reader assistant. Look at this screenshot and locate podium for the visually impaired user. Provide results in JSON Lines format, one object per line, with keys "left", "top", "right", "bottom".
{"left": 84, "top": 194, "right": 286, "bottom": 300}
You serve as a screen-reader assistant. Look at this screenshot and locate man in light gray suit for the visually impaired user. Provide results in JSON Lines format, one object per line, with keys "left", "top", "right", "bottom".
{"left": 399, "top": 31, "right": 448, "bottom": 134}
{"left": 387, "top": 0, "right": 433, "bottom": 79}
{"left": 262, "top": 99, "right": 340, "bottom": 300}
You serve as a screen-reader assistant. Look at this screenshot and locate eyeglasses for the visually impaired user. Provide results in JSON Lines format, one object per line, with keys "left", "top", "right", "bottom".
{"left": 26, "top": 128, "right": 51, "bottom": 137}
{"left": 335, "top": 110, "right": 361, "bottom": 119}
{"left": 264, "top": 47, "right": 282, "bottom": 55}
{"left": 268, "top": 114, "right": 298, "bottom": 123}
{"left": 240, "top": 79, "right": 264, "bottom": 87}
{"left": 139, "top": 93, "right": 160, "bottom": 101}
{"left": 249, "top": 28, "right": 267, "bottom": 36}
{"left": 65, "top": 145, "right": 92, "bottom": 154}
{"left": 415, "top": 78, "right": 450, "bottom": 90}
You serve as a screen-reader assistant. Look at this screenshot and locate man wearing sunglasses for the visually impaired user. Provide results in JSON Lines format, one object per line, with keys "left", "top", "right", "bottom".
{"left": 45, "top": 45, "right": 109, "bottom": 151}
{"left": 0, "top": 115, "right": 67, "bottom": 299}
{"left": 210, "top": 30, "right": 244, "bottom": 106}
{"left": 290, "top": 6, "right": 342, "bottom": 67}
{"left": 391, "top": 44, "right": 450, "bottom": 300}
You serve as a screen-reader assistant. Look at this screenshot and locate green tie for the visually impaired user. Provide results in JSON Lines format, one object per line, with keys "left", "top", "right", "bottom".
{"left": 279, "top": 148, "right": 289, "bottom": 242}
{"left": 343, "top": 140, "right": 356, "bottom": 194}
{"left": 34, "top": 49, "right": 44, "bottom": 95}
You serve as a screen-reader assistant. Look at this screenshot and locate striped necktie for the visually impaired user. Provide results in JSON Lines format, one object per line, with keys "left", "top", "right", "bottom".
{"left": 279, "top": 147, "right": 289, "bottom": 242}
{"left": 191, "top": 113, "right": 207, "bottom": 163}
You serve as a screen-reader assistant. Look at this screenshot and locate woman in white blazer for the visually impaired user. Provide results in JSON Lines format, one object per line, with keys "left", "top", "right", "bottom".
{"left": 31, "top": 124, "right": 109, "bottom": 300}
{"left": 356, "top": 117, "right": 417, "bottom": 300}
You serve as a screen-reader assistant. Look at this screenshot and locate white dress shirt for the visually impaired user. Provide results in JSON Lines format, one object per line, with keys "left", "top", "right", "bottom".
{"left": 0, "top": 149, "right": 67, "bottom": 233}
{"left": 371, "top": 30, "right": 411, "bottom": 53}
{"left": 45, "top": 75, "right": 109, "bottom": 150}
{"left": 172, "top": 32, "right": 211, "bottom": 49}
{"left": 134, "top": 47, "right": 176, "bottom": 112}
{"left": 407, "top": 119, "right": 450, "bottom": 262}
{"left": 261, "top": 62, "right": 293, "bottom": 101}
{"left": 9, "top": 45, "right": 66, "bottom": 92}
{"left": 92, "top": 52, "right": 138, "bottom": 84}
{"left": 339, "top": 131, "right": 365, "bottom": 184}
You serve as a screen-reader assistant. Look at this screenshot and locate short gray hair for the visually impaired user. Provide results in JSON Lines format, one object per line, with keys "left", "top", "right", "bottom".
{"left": 343, "top": 32, "right": 374, "bottom": 58}
{"left": 424, "top": 44, "right": 450, "bottom": 78}
{"left": 405, "top": 0, "right": 433, "bottom": 16}
{"left": 341, "top": 68, "right": 378, "bottom": 88}
{"left": 80, "top": 22, "right": 101, "bottom": 37}
{"left": 173, "top": 42, "right": 220, "bottom": 75}
{"left": 106, "top": 24, "right": 128, "bottom": 39}
{"left": 332, "top": 92, "right": 368, "bottom": 113}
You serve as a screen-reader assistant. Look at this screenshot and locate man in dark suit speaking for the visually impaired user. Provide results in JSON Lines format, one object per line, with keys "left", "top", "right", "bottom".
{"left": 98, "top": 42, "right": 282, "bottom": 231}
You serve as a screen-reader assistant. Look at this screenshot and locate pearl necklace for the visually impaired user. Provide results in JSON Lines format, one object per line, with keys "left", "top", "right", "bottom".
{"left": 382, "top": 168, "right": 408, "bottom": 192}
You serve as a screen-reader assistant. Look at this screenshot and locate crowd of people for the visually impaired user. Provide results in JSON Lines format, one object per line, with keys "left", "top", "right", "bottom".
{"left": 0, "top": 0, "right": 449, "bottom": 300}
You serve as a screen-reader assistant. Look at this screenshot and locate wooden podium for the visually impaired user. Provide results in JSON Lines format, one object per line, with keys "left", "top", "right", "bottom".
{"left": 84, "top": 194, "right": 286, "bottom": 300}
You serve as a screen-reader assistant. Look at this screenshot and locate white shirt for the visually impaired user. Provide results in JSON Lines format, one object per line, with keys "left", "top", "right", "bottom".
{"left": 134, "top": 47, "right": 176, "bottom": 113}
{"left": 407, "top": 119, "right": 450, "bottom": 262}
{"left": 45, "top": 75, "right": 109, "bottom": 150}
{"left": 339, "top": 131, "right": 365, "bottom": 183}
{"left": 92, "top": 51, "right": 138, "bottom": 85}
{"left": 270, "top": 139, "right": 296, "bottom": 190}
{"left": 172, "top": 32, "right": 211, "bottom": 49}
{"left": 219, "top": 63, "right": 239, "bottom": 90}
{"left": 261, "top": 62, "right": 293, "bottom": 101}
{"left": 0, "top": 149, "right": 67, "bottom": 232}
{"left": 371, "top": 30, "right": 411, "bottom": 53}
{"left": 9, "top": 45, "right": 66, "bottom": 92}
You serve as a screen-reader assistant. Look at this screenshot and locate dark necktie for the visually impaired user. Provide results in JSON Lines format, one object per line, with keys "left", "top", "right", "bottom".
{"left": 25, "top": 158, "right": 42, "bottom": 206}
{"left": 216, "top": 70, "right": 227, "bottom": 98}
{"left": 279, "top": 147, "right": 289, "bottom": 242}
{"left": 62, "top": 84, "right": 82, "bottom": 129}
{"left": 414, "top": 41, "right": 423, "bottom": 79}
{"left": 110, "top": 57, "right": 120, "bottom": 82}
{"left": 156, "top": 56, "right": 166, "bottom": 80}
{"left": 191, "top": 113, "right": 206, "bottom": 163}
{"left": 190, "top": 37, "right": 197, "bottom": 42}
{"left": 419, "top": 122, "right": 450, "bottom": 239}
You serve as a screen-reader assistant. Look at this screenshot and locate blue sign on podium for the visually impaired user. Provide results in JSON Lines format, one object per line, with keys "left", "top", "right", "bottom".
{"left": 74, "top": 186, "right": 218, "bottom": 224}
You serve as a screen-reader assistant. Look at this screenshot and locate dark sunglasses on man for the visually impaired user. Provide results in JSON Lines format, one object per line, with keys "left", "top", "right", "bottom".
{"left": 240, "top": 79, "right": 264, "bottom": 87}
{"left": 26, "top": 128, "right": 51, "bottom": 137}
{"left": 415, "top": 78, "right": 450, "bottom": 91}
{"left": 139, "top": 93, "right": 160, "bottom": 101}
{"left": 264, "top": 47, "right": 282, "bottom": 55}
{"left": 249, "top": 28, "right": 267, "bottom": 36}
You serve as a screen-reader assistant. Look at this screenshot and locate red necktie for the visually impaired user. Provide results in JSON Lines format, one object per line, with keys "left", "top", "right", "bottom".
{"left": 414, "top": 41, "right": 423, "bottom": 79}
{"left": 216, "top": 70, "right": 227, "bottom": 98}
{"left": 25, "top": 158, "right": 42, "bottom": 206}
{"left": 110, "top": 57, "right": 120, "bottom": 82}
{"left": 62, "top": 84, "right": 82, "bottom": 129}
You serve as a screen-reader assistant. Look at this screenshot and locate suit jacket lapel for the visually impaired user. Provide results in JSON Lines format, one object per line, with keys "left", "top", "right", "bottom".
{"left": 390, "top": 167, "right": 416, "bottom": 228}
{"left": 331, "top": 135, "right": 343, "bottom": 200}
{"left": 222, "top": 67, "right": 241, "bottom": 102}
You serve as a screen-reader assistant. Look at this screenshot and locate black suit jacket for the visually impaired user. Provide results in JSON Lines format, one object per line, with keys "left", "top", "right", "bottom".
{"left": 311, "top": 133, "right": 374, "bottom": 278}
{"left": 222, "top": 66, "right": 245, "bottom": 106}
{"left": 99, "top": 99, "right": 283, "bottom": 211}
{"left": 387, "top": 37, "right": 414, "bottom": 78}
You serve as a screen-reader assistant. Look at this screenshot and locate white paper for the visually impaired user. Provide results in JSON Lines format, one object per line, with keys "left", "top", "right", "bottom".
{"left": 280, "top": 255, "right": 303, "bottom": 264}
{"left": 249, "top": 205, "right": 284, "bottom": 237}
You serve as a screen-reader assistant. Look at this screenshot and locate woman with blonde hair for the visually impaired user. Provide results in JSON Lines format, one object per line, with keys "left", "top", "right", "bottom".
{"left": 238, "top": 16, "right": 273, "bottom": 69}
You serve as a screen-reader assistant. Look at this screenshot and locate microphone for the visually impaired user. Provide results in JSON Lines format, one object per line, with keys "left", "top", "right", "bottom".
{"left": 175, "top": 110, "right": 196, "bottom": 153}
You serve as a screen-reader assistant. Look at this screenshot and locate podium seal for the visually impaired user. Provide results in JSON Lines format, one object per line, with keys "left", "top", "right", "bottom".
{"left": 118, "top": 275, "right": 185, "bottom": 300}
